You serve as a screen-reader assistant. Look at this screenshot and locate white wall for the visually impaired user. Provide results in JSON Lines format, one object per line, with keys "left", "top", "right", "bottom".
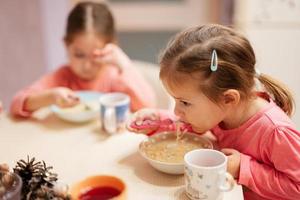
{"left": 0, "top": 0, "right": 70, "bottom": 109}
{"left": 0, "top": 0, "right": 46, "bottom": 108}
{"left": 235, "top": 0, "right": 300, "bottom": 128}
{"left": 40, "top": 0, "right": 70, "bottom": 71}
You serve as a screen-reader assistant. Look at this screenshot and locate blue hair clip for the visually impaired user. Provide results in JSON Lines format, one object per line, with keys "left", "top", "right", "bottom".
{"left": 210, "top": 49, "right": 218, "bottom": 72}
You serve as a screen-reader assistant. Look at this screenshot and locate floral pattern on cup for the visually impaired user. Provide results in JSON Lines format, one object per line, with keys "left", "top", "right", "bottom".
{"left": 184, "top": 149, "right": 234, "bottom": 200}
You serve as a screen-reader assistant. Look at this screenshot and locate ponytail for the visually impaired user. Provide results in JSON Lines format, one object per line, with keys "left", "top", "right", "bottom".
{"left": 258, "top": 73, "right": 294, "bottom": 116}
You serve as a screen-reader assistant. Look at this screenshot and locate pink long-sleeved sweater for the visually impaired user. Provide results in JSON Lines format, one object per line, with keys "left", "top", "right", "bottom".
{"left": 212, "top": 100, "right": 300, "bottom": 199}
{"left": 146, "top": 96, "right": 300, "bottom": 199}
{"left": 11, "top": 65, "right": 155, "bottom": 117}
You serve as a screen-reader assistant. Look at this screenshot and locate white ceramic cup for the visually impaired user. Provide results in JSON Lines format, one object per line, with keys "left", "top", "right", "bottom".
{"left": 184, "top": 149, "right": 234, "bottom": 200}
{"left": 99, "top": 93, "right": 130, "bottom": 134}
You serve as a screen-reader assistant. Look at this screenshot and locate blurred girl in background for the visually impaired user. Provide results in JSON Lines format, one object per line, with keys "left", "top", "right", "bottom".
{"left": 11, "top": 1, "right": 155, "bottom": 117}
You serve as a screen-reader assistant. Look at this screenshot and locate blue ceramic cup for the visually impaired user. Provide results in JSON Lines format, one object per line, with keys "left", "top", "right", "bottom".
{"left": 99, "top": 93, "right": 130, "bottom": 134}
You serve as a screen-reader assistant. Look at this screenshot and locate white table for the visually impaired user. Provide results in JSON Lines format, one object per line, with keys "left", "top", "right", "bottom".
{"left": 0, "top": 113, "right": 244, "bottom": 200}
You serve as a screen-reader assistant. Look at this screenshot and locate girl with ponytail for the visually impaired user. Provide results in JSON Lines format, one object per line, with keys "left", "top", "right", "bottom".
{"left": 129, "top": 24, "right": 300, "bottom": 200}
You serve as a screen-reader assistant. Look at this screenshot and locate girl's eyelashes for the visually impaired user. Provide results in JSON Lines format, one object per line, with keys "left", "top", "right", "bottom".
{"left": 180, "top": 100, "right": 191, "bottom": 107}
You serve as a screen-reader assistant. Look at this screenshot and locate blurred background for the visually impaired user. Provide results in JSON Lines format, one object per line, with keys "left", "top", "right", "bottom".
{"left": 0, "top": 0, "right": 299, "bottom": 128}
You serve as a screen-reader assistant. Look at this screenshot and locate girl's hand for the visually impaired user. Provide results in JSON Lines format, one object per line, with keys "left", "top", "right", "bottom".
{"left": 93, "top": 44, "right": 131, "bottom": 72}
{"left": 24, "top": 88, "right": 79, "bottom": 113}
{"left": 127, "top": 108, "right": 161, "bottom": 135}
{"left": 50, "top": 87, "right": 80, "bottom": 108}
{"left": 221, "top": 148, "right": 241, "bottom": 179}
{"left": 127, "top": 108, "right": 193, "bottom": 135}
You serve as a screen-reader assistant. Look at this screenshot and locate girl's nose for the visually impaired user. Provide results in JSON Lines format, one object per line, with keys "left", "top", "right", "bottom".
{"left": 174, "top": 104, "right": 184, "bottom": 119}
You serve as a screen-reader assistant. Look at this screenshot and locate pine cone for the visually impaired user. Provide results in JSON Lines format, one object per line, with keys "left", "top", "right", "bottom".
{"left": 14, "top": 156, "right": 43, "bottom": 198}
{"left": 13, "top": 156, "right": 71, "bottom": 200}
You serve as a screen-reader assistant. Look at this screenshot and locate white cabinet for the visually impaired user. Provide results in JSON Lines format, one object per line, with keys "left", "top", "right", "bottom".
{"left": 235, "top": 0, "right": 300, "bottom": 128}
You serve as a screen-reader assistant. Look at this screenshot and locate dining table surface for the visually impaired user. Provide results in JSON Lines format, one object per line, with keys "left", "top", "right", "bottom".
{"left": 0, "top": 111, "right": 244, "bottom": 200}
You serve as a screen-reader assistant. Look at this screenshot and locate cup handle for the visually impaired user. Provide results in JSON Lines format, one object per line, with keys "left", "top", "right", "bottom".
{"left": 104, "top": 107, "right": 117, "bottom": 133}
{"left": 218, "top": 171, "right": 235, "bottom": 192}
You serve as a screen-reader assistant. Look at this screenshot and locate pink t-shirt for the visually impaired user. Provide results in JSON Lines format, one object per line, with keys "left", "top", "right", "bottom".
{"left": 11, "top": 65, "right": 156, "bottom": 117}
{"left": 212, "top": 100, "right": 300, "bottom": 200}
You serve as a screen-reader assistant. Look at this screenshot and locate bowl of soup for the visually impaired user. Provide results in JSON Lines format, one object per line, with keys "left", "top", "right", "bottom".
{"left": 139, "top": 131, "right": 213, "bottom": 174}
{"left": 51, "top": 91, "right": 102, "bottom": 123}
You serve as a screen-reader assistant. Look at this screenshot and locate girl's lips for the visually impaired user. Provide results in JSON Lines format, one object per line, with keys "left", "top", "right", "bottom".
{"left": 182, "top": 121, "right": 193, "bottom": 128}
{"left": 178, "top": 119, "right": 188, "bottom": 124}
{"left": 180, "top": 122, "right": 198, "bottom": 132}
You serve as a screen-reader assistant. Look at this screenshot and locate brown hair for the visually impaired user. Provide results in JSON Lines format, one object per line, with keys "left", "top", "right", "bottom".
{"left": 64, "top": 1, "right": 115, "bottom": 45}
{"left": 159, "top": 24, "right": 294, "bottom": 116}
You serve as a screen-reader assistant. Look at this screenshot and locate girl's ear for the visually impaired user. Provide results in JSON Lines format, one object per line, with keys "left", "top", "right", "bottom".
{"left": 221, "top": 89, "right": 240, "bottom": 106}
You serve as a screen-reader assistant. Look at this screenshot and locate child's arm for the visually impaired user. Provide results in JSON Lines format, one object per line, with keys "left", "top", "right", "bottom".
{"left": 24, "top": 87, "right": 79, "bottom": 112}
{"left": 238, "top": 127, "right": 300, "bottom": 199}
{"left": 94, "top": 44, "right": 156, "bottom": 111}
{"left": 10, "top": 67, "right": 78, "bottom": 117}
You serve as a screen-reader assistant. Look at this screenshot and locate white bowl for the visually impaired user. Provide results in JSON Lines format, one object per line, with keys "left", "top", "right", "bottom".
{"left": 139, "top": 132, "right": 213, "bottom": 175}
{"left": 51, "top": 91, "right": 102, "bottom": 123}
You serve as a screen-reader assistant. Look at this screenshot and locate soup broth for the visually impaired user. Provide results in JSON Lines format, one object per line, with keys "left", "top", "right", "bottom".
{"left": 143, "top": 135, "right": 209, "bottom": 164}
